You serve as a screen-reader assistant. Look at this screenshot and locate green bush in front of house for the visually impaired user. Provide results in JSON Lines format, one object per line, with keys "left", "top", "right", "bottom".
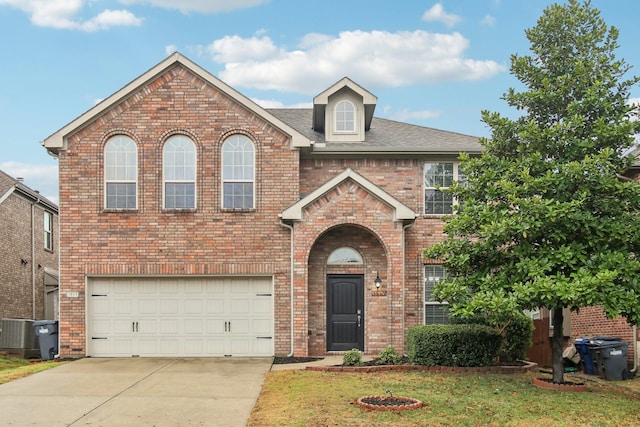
{"left": 451, "top": 312, "right": 534, "bottom": 363}
{"left": 343, "top": 348, "right": 363, "bottom": 366}
{"left": 407, "top": 324, "right": 502, "bottom": 367}
{"left": 376, "top": 345, "right": 402, "bottom": 365}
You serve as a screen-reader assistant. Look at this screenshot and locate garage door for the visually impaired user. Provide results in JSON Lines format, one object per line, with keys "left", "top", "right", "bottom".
{"left": 88, "top": 277, "right": 273, "bottom": 357}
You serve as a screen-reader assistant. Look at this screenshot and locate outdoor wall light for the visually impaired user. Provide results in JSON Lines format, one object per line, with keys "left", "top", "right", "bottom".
{"left": 374, "top": 272, "right": 382, "bottom": 289}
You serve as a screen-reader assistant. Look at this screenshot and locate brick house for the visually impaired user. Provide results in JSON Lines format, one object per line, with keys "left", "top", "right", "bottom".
{"left": 0, "top": 170, "right": 59, "bottom": 321}
{"left": 41, "top": 52, "right": 479, "bottom": 358}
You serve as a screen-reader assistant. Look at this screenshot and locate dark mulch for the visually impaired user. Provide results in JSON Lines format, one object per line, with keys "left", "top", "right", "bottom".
{"left": 273, "top": 356, "right": 324, "bottom": 364}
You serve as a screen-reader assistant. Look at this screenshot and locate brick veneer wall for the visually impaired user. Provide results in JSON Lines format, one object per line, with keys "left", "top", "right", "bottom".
{"left": 571, "top": 307, "right": 638, "bottom": 365}
{"left": 299, "top": 158, "right": 449, "bottom": 354}
{"left": 56, "top": 64, "right": 298, "bottom": 357}
{"left": 0, "top": 192, "right": 58, "bottom": 320}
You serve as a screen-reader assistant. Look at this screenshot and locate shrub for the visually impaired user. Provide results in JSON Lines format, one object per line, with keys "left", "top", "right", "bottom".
{"left": 452, "top": 313, "right": 534, "bottom": 363}
{"left": 343, "top": 348, "right": 363, "bottom": 366}
{"left": 407, "top": 324, "right": 502, "bottom": 367}
{"left": 376, "top": 345, "right": 402, "bottom": 365}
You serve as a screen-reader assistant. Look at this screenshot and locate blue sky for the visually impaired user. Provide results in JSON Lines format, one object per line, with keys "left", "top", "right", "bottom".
{"left": 1, "top": 0, "right": 639, "bottom": 203}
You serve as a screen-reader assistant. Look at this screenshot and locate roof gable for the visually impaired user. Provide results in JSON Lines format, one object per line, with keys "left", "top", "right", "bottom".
{"left": 312, "top": 77, "right": 377, "bottom": 132}
{"left": 281, "top": 168, "right": 415, "bottom": 221}
{"left": 42, "top": 53, "right": 312, "bottom": 155}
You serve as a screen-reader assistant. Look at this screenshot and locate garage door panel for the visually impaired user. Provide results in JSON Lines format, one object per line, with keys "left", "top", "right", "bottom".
{"left": 88, "top": 277, "right": 273, "bottom": 357}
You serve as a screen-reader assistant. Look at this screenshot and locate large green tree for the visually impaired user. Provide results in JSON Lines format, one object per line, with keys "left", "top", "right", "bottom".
{"left": 425, "top": 0, "right": 640, "bottom": 383}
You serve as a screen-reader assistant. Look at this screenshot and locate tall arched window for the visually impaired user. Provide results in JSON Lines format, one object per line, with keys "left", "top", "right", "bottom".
{"left": 104, "top": 135, "right": 137, "bottom": 209}
{"left": 222, "top": 135, "right": 255, "bottom": 209}
{"left": 335, "top": 100, "right": 355, "bottom": 132}
{"left": 163, "top": 135, "right": 196, "bottom": 209}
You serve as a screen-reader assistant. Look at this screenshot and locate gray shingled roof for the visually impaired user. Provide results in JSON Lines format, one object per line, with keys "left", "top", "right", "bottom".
{"left": 0, "top": 169, "right": 58, "bottom": 211}
{"left": 267, "top": 109, "right": 483, "bottom": 154}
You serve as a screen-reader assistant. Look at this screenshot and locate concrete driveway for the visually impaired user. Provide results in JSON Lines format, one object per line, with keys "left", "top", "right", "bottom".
{"left": 0, "top": 357, "right": 272, "bottom": 426}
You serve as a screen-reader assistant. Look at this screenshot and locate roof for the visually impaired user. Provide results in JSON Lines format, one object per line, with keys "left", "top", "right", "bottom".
{"left": 281, "top": 168, "right": 416, "bottom": 221}
{"left": 41, "top": 52, "right": 313, "bottom": 155}
{"left": 0, "top": 169, "right": 58, "bottom": 212}
{"left": 267, "top": 109, "right": 483, "bottom": 155}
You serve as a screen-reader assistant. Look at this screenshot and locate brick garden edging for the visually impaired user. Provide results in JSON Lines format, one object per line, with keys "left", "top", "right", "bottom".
{"left": 306, "top": 360, "right": 538, "bottom": 374}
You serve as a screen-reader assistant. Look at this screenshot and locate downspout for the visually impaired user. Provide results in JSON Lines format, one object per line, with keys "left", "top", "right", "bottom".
{"left": 280, "top": 218, "right": 295, "bottom": 357}
{"left": 401, "top": 218, "right": 416, "bottom": 355}
{"left": 632, "top": 326, "right": 638, "bottom": 374}
{"left": 31, "top": 202, "right": 36, "bottom": 319}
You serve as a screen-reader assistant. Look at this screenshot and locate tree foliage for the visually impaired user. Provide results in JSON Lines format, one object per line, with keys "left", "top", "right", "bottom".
{"left": 424, "top": 1, "right": 640, "bottom": 382}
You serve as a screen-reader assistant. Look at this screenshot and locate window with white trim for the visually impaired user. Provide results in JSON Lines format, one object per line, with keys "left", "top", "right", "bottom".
{"left": 424, "top": 162, "right": 464, "bottom": 215}
{"left": 335, "top": 100, "right": 355, "bottom": 132}
{"left": 44, "top": 211, "right": 53, "bottom": 251}
{"left": 163, "top": 135, "right": 196, "bottom": 209}
{"left": 104, "top": 135, "right": 137, "bottom": 210}
{"left": 222, "top": 135, "right": 255, "bottom": 209}
{"left": 424, "top": 265, "right": 449, "bottom": 324}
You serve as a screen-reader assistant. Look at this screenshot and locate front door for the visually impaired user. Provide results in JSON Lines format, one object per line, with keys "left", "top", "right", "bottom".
{"left": 326, "top": 274, "right": 364, "bottom": 351}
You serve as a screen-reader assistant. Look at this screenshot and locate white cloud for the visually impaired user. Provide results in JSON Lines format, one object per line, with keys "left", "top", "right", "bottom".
{"left": 422, "top": 3, "right": 461, "bottom": 28}
{"left": 0, "top": 0, "right": 142, "bottom": 31}
{"left": 119, "top": 0, "right": 268, "bottom": 14}
{"left": 206, "top": 30, "right": 504, "bottom": 94}
{"left": 208, "top": 35, "right": 281, "bottom": 62}
{"left": 0, "top": 161, "right": 59, "bottom": 204}
{"left": 480, "top": 14, "right": 496, "bottom": 27}
{"left": 251, "top": 98, "right": 312, "bottom": 109}
{"left": 165, "top": 44, "right": 178, "bottom": 56}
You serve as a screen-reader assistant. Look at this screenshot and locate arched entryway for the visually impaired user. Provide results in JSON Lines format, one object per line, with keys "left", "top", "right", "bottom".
{"left": 307, "top": 225, "right": 388, "bottom": 355}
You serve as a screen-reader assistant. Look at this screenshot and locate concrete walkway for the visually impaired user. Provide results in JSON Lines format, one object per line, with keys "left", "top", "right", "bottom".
{"left": 0, "top": 358, "right": 271, "bottom": 426}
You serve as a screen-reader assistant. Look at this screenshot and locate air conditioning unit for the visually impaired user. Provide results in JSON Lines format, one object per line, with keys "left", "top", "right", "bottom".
{"left": 0, "top": 318, "right": 37, "bottom": 349}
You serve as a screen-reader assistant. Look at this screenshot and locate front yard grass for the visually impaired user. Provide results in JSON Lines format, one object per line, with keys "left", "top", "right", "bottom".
{"left": 0, "top": 354, "right": 62, "bottom": 384}
{"left": 248, "top": 370, "right": 640, "bottom": 426}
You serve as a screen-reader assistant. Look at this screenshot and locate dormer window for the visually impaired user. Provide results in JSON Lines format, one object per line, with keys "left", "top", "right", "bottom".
{"left": 335, "top": 100, "right": 355, "bottom": 133}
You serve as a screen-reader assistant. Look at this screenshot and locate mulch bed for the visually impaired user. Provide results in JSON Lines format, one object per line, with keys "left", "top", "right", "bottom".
{"left": 272, "top": 356, "right": 324, "bottom": 364}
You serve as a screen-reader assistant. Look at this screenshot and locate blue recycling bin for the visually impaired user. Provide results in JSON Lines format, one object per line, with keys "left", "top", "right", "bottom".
{"left": 574, "top": 338, "right": 595, "bottom": 374}
{"left": 33, "top": 320, "right": 58, "bottom": 360}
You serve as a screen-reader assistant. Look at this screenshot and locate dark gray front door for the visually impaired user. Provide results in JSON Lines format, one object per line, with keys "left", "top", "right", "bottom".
{"left": 326, "top": 274, "right": 364, "bottom": 351}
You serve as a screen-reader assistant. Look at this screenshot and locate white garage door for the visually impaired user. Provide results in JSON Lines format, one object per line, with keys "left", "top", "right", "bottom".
{"left": 88, "top": 277, "right": 273, "bottom": 357}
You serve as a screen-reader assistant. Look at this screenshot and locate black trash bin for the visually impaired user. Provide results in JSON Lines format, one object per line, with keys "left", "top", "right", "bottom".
{"left": 33, "top": 320, "right": 58, "bottom": 360}
{"left": 588, "top": 338, "right": 630, "bottom": 380}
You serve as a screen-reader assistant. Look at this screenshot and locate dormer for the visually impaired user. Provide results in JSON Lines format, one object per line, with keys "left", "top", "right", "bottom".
{"left": 312, "top": 77, "right": 377, "bottom": 143}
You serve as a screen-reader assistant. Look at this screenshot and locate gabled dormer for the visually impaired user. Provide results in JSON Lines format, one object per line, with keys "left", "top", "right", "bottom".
{"left": 312, "top": 77, "right": 377, "bottom": 143}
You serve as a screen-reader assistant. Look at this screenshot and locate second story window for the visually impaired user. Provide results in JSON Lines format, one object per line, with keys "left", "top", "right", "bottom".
{"left": 163, "top": 135, "right": 196, "bottom": 209}
{"left": 335, "top": 100, "right": 355, "bottom": 132}
{"left": 424, "top": 162, "right": 464, "bottom": 215}
{"left": 104, "top": 135, "right": 137, "bottom": 210}
{"left": 222, "top": 135, "right": 255, "bottom": 209}
{"left": 44, "top": 211, "right": 53, "bottom": 251}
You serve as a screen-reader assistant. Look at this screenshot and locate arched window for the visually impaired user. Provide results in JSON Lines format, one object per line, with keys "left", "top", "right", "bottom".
{"left": 222, "top": 135, "right": 255, "bottom": 209}
{"left": 335, "top": 100, "right": 355, "bottom": 132}
{"left": 163, "top": 135, "right": 196, "bottom": 209}
{"left": 327, "top": 247, "right": 363, "bottom": 264}
{"left": 104, "top": 135, "right": 137, "bottom": 209}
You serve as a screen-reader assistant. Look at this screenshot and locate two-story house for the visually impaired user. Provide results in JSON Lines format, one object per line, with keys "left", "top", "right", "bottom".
{"left": 42, "top": 53, "right": 482, "bottom": 358}
{"left": 0, "top": 170, "right": 59, "bottom": 322}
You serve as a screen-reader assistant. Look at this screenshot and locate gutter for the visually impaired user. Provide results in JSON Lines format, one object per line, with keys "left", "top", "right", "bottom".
{"left": 279, "top": 218, "right": 295, "bottom": 357}
{"left": 632, "top": 326, "right": 638, "bottom": 374}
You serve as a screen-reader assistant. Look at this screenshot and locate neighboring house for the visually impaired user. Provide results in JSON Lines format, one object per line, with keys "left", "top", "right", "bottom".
{"left": 0, "top": 170, "right": 59, "bottom": 321}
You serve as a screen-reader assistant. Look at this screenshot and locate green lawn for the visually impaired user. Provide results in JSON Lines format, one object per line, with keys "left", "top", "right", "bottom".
{"left": 0, "top": 354, "right": 62, "bottom": 384}
{"left": 248, "top": 370, "right": 640, "bottom": 426}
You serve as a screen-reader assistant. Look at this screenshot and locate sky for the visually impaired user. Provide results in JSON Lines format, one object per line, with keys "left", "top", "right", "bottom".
{"left": 1, "top": 0, "right": 640, "bottom": 204}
